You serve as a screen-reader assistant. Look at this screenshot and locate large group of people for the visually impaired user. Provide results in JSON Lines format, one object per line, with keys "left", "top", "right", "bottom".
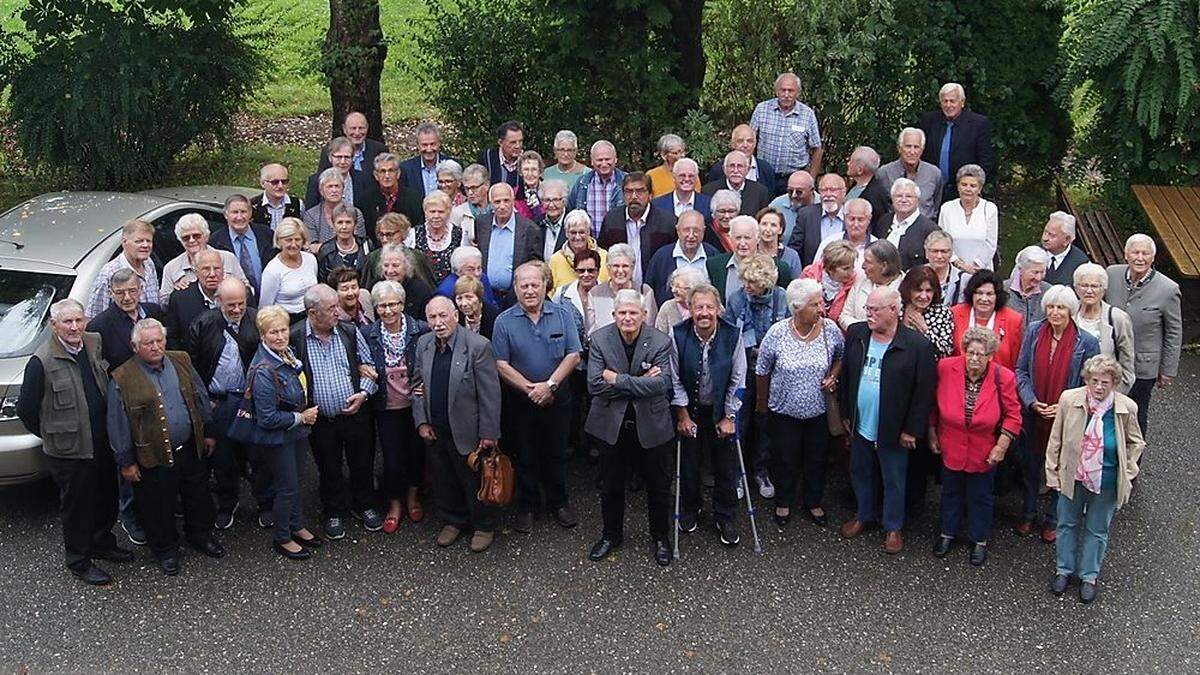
{"left": 18, "top": 79, "right": 1181, "bottom": 607}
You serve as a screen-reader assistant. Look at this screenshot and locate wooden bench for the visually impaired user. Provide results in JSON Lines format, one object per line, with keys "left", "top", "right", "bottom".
{"left": 1054, "top": 177, "right": 1124, "bottom": 267}
{"left": 1131, "top": 185, "right": 1200, "bottom": 279}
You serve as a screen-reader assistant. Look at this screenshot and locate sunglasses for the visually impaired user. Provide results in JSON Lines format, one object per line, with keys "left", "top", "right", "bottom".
{"left": 265, "top": 178, "right": 290, "bottom": 186}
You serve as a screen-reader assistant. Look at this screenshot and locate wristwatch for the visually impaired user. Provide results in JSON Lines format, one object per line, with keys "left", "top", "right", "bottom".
{"left": 547, "top": 378, "right": 559, "bottom": 392}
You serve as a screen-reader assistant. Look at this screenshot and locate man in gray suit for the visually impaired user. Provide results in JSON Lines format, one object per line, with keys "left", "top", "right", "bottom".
{"left": 1105, "top": 233, "right": 1182, "bottom": 436}
{"left": 585, "top": 289, "right": 676, "bottom": 566}
{"left": 875, "top": 127, "right": 943, "bottom": 219}
{"left": 414, "top": 296, "right": 503, "bottom": 552}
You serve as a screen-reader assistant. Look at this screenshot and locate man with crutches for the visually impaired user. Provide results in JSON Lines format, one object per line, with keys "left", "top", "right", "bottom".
{"left": 670, "top": 284, "right": 747, "bottom": 548}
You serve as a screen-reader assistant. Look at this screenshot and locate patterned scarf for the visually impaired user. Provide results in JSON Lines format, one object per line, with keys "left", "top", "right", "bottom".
{"left": 1076, "top": 391, "right": 1114, "bottom": 494}
{"left": 381, "top": 319, "right": 408, "bottom": 368}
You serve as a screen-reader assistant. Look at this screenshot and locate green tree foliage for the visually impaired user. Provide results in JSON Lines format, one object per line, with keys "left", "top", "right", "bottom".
{"left": 0, "top": 0, "right": 265, "bottom": 189}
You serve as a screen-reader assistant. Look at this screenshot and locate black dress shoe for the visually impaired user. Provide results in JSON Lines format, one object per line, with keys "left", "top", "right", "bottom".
{"left": 1051, "top": 573, "right": 1070, "bottom": 596}
{"left": 807, "top": 510, "right": 828, "bottom": 527}
{"left": 553, "top": 505, "right": 579, "bottom": 528}
{"left": 293, "top": 532, "right": 323, "bottom": 548}
{"left": 159, "top": 557, "right": 181, "bottom": 576}
{"left": 933, "top": 535, "right": 953, "bottom": 558}
{"left": 93, "top": 546, "right": 135, "bottom": 563}
{"left": 773, "top": 511, "right": 791, "bottom": 528}
{"left": 969, "top": 543, "right": 988, "bottom": 567}
{"left": 70, "top": 564, "right": 112, "bottom": 586}
{"left": 654, "top": 540, "right": 672, "bottom": 566}
{"left": 588, "top": 538, "right": 622, "bottom": 561}
{"left": 188, "top": 539, "right": 226, "bottom": 559}
{"left": 274, "top": 541, "right": 312, "bottom": 560}
{"left": 1079, "top": 581, "right": 1098, "bottom": 604}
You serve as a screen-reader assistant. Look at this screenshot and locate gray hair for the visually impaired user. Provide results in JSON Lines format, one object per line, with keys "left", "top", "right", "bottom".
{"left": 1015, "top": 245, "right": 1052, "bottom": 270}
{"left": 378, "top": 243, "right": 410, "bottom": 276}
{"left": 851, "top": 146, "right": 881, "bottom": 173}
{"left": 370, "top": 279, "right": 406, "bottom": 305}
{"left": 462, "top": 163, "right": 489, "bottom": 185}
{"left": 539, "top": 179, "right": 567, "bottom": 199}
{"left": 449, "top": 245, "right": 483, "bottom": 275}
{"left": 607, "top": 243, "right": 636, "bottom": 266}
{"left": 866, "top": 240, "right": 902, "bottom": 279}
{"left": 1125, "top": 233, "right": 1157, "bottom": 257}
{"left": 1081, "top": 353, "right": 1123, "bottom": 383}
{"left": 924, "top": 229, "right": 953, "bottom": 247}
{"left": 1047, "top": 210, "right": 1077, "bottom": 240}
{"left": 939, "top": 82, "right": 966, "bottom": 101}
{"left": 956, "top": 163, "right": 986, "bottom": 186}
{"left": 1041, "top": 284, "right": 1080, "bottom": 315}
{"left": 890, "top": 177, "right": 922, "bottom": 200}
{"left": 564, "top": 209, "right": 592, "bottom": 233}
{"left": 723, "top": 150, "right": 748, "bottom": 169}
{"left": 785, "top": 277, "right": 822, "bottom": 313}
{"left": 553, "top": 130, "right": 578, "bottom": 149}
{"left": 303, "top": 284, "right": 337, "bottom": 311}
{"left": 658, "top": 133, "right": 686, "bottom": 154}
{"left": 174, "top": 212, "right": 210, "bottom": 241}
{"left": 318, "top": 167, "right": 345, "bottom": 188}
{"left": 49, "top": 298, "right": 85, "bottom": 322}
{"left": 326, "top": 136, "right": 353, "bottom": 157}
{"left": 874, "top": 286, "right": 903, "bottom": 311}
{"left": 435, "top": 159, "right": 463, "bottom": 180}
{"left": 672, "top": 157, "right": 699, "bottom": 176}
{"left": 897, "top": 127, "right": 926, "bottom": 147}
{"left": 774, "top": 72, "right": 800, "bottom": 89}
{"left": 668, "top": 266, "right": 706, "bottom": 292}
{"left": 108, "top": 268, "right": 141, "bottom": 289}
{"left": 711, "top": 189, "right": 742, "bottom": 213}
{"left": 613, "top": 288, "right": 645, "bottom": 311}
{"left": 728, "top": 215, "right": 760, "bottom": 238}
{"left": 331, "top": 202, "right": 358, "bottom": 223}
{"left": 845, "top": 197, "right": 874, "bottom": 218}
{"left": 130, "top": 317, "right": 165, "bottom": 345}
{"left": 961, "top": 326, "right": 999, "bottom": 354}
{"left": 590, "top": 140, "right": 616, "bottom": 156}
{"left": 1073, "top": 262, "right": 1108, "bottom": 290}
{"left": 415, "top": 121, "right": 440, "bottom": 138}
{"left": 373, "top": 152, "right": 400, "bottom": 170}
{"left": 687, "top": 283, "right": 723, "bottom": 311}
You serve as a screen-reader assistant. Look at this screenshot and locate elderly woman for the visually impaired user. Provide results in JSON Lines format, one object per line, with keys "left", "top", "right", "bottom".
{"left": 413, "top": 191, "right": 462, "bottom": 284}
{"left": 654, "top": 266, "right": 706, "bottom": 333}
{"left": 455, "top": 275, "right": 498, "bottom": 339}
{"left": 646, "top": 133, "right": 686, "bottom": 198}
{"left": 554, "top": 248, "right": 603, "bottom": 338}
{"left": 436, "top": 245, "right": 498, "bottom": 308}
{"left": 838, "top": 239, "right": 904, "bottom": 330}
{"left": 316, "top": 203, "right": 371, "bottom": 283}
{"left": 514, "top": 151, "right": 546, "bottom": 221}
{"left": 1073, "top": 263, "right": 1135, "bottom": 392}
{"left": 364, "top": 281, "right": 429, "bottom": 533}
{"left": 757, "top": 206, "right": 803, "bottom": 279}
{"left": 709, "top": 189, "right": 742, "bottom": 252}
{"left": 449, "top": 163, "right": 491, "bottom": 245}
{"left": 377, "top": 243, "right": 436, "bottom": 320}
{"left": 801, "top": 240, "right": 858, "bottom": 326}
{"left": 1015, "top": 285, "right": 1100, "bottom": 541}
{"left": 588, "top": 243, "right": 657, "bottom": 334}
{"left": 549, "top": 209, "right": 609, "bottom": 289}
{"left": 159, "top": 213, "right": 245, "bottom": 300}
{"left": 755, "top": 278, "right": 843, "bottom": 527}
{"left": 328, "top": 267, "right": 374, "bottom": 327}
{"left": 937, "top": 164, "right": 998, "bottom": 273}
{"left": 928, "top": 327, "right": 1022, "bottom": 566}
{"left": 361, "top": 212, "right": 432, "bottom": 289}
{"left": 899, "top": 265, "right": 954, "bottom": 359}
{"left": 1007, "top": 245, "right": 1052, "bottom": 327}
{"left": 924, "top": 229, "right": 970, "bottom": 306}
{"left": 249, "top": 305, "right": 320, "bottom": 559}
{"left": 543, "top": 130, "right": 587, "bottom": 193}
{"left": 1047, "top": 354, "right": 1145, "bottom": 604}
{"left": 260, "top": 217, "right": 319, "bottom": 322}
{"left": 951, "top": 270, "right": 1023, "bottom": 370}
{"left": 303, "top": 168, "right": 366, "bottom": 250}
{"left": 435, "top": 159, "right": 466, "bottom": 208}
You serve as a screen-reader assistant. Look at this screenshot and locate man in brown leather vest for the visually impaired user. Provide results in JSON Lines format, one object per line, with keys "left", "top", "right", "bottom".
{"left": 106, "top": 317, "right": 224, "bottom": 576}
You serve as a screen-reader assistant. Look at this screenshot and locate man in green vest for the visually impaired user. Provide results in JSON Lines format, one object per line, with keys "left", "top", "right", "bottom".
{"left": 106, "top": 317, "right": 224, "bottom": 576}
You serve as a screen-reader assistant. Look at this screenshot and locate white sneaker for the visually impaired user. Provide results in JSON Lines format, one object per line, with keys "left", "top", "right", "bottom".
{"left": 756, "top": 474, "right": 776, "bottom": 500}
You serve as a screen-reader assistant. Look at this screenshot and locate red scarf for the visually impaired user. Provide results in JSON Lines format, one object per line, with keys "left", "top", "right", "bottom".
{"left": 1031, "top": 320, "right": 1077, "bottom": 452}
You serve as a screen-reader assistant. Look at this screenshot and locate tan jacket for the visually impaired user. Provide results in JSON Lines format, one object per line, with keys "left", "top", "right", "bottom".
{"left": 1045, "top": 387, "right": 1145, "bottom": 507}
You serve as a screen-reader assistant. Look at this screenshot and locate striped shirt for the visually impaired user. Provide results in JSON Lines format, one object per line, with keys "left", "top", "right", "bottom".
{"left": 586, "top": 173, "right": 616, "bottom": 235}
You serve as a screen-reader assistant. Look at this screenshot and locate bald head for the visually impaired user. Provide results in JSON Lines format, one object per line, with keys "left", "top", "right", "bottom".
{"left": 730, "top": 124, "right": 757, "bottom": 157}
{"left": 865, "top": 287, "right": 901, "bottom": 334}
{"left": 343, "top": 112, "right": 369, "bottom": 147}
{"left": 216, "top": 278, "right": 248, "bottom": 323}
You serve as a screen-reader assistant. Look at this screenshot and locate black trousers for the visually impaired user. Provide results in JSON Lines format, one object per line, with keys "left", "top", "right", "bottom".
{"left": 506, "top": 394, "right": 571, "bottom": 512}
{"left": 131, "top": 440, "right": 215, "bottom": 559}
{"left": 1128, "top": 377, "right": 1154, "bottom": 437}
{"left": 378, "top": 407, "right": 422, "bottom": 497}
{"left": 211, "top": 395, "right": 274, "bottom": 512}
{"left": 769, "top": 411, "right": 829, "bottom": 510}
{"left": 310, "top": 410, "right": 375, "bottom": 516}
{"left": 679, "top": 406, "right": 738, "bottom": 524}
{"left": 598, "top": 418, "right": 672, "bottom": 542}
{"left": 44, "top": 443, "right": 119, "bottom": 571}
{"left": 428, "top": 432, "right": 497, "bottom": 531}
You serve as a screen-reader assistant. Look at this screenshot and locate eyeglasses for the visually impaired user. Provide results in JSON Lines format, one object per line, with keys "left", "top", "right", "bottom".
{"left": 464, "top": 183, "right": 485, "bottom": 191}
{"left": 543, "top": 197, "right": 565, "bottom": 204}
{"left": 863, "top": 305, "right": 895, "bottom": 314}
{"left": 437, "top": 178, "right": 458, "bottom": 185}
{"left": 180, "top": 232, "right": 204, "bottom": 241}
{"left": 375, "top": 167, "right": 398, "bottom": 175}
{"left": 265, "top": 178, "right": 289, "bottom": 186}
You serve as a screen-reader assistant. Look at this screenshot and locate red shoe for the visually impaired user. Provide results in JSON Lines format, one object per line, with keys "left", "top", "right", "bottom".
{"left": 382, "top": 516, "right": 400, "bottom": 534}
{"left": 1014, "top": 520, "right": 1034, "bottom": 536}
{"left": 1040, "top": 526, "right": 1057, "bottom": 543}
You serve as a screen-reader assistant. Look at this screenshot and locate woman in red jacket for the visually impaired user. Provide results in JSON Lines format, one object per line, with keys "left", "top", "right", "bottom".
{"left": 929, "top": 326, "right": 1022, "bottom": 566}
{"left": 950, "top": 269, "right": 1024, "bottom": 370}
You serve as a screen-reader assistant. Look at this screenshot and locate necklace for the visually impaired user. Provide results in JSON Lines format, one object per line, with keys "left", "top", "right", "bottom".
{"left": 791, "top": 319, "right": 819, "bottom": 341}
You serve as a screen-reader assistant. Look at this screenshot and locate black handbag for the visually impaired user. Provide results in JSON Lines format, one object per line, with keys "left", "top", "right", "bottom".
{"left": 227, "top": 365, "right": 282, "bottom": 445}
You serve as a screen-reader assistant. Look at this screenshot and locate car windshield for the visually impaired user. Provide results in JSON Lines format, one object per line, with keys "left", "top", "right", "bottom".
{"left": 0, "top": 270, "right": 75, "bottom": 358}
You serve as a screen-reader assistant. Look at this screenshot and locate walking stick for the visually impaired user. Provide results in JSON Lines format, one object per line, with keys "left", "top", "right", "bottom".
{"left": 672, "top": 437, "right": 682, "bottom": 560}
{"left": 734, "top": 435, "right": 763, "bottom": 555}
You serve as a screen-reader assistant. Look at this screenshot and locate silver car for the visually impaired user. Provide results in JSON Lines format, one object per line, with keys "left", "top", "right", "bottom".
{"left": 0, "top": 187, "right": 253, "bottom": 485}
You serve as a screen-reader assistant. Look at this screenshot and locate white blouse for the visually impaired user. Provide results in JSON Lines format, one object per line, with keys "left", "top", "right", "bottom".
{"left": 938, "top": 198, "right": 998, "bottom": 271}
{"left": 838, "top": 273, "right": 904, "bottom": 331}
{"left": 259, "top": 252, "right": 318, "bottom": 313}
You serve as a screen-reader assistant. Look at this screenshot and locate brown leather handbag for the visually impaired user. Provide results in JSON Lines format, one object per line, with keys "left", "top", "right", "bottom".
{"left": 467, "top": 444, "right": 514, "bottom": 507}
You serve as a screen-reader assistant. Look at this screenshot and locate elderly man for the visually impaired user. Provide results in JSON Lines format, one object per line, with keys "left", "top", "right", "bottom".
{"left": 474, "top": 183, "right": 543, "bottom": 307}
{"left": 881, "top": 178, "right": 940, "bottom": 271}
{"left": 476, "top": 120, "right": 526, "bottom": 190}
{"left": 585, "top": 288, "right": 676, "bottom": 566}
{"left": 1105, "top": 233, "right": 1182, "bottom": 435}
{"left": 107, "top": 318, "right": 223, "bottom": 576}
{"left": 671, "top": 284, "right": 746, "bottom": 547}
{"left": 1041, "top": 211, "right": 1089, "bottom": 286}
{"left": 568, "top": 140, "right": 626, "bottom": 232}
{"left": 414, "top": 296, "right": 502, "bottom": 552}
{"left": 750, "top": 72, "right": 824, "bottom": 186}
{"left": 492, "top": 263, "right": 583, "bottom": 534}
{"left": 289, "top": 284, "right": 380, "bottom": 538}
{"left": 251, "top": 163, "right": 304, "bottom": 230}
{"left": 18, "top": 299, "right": 131, "bottom": 585}
{"left": 651, "top": 157, "right": 712, "bottom": 222}
{"left": 917, "top": 83, "right": 995, "bottom": 202}
{"left": 85, "top": 219, "right": 160, "bottom": 319}
{"left": 539, "top": 179, "right": 570, "bottom": 261}
{"left": 317, "top": 111, "right": 388, "bottom": 174}
{"left": 435, "top": 245, "right": 498, "bottom": 307}
{"left": 702, "top": 150, "right": 770, "bottom": 216}
{"left": 812, "top": 198, "right": 878, "bottom": 272}
{"left": 186, "top": 278, "right": 272, "bottom": 530}
{"left": 159, "top": 213, "right": 246, "bottom": 301}
{"left": 401, "top": 122, "right": 456, "bottom": 196}
{"left": 845, "top": 146, "right": 891, "bottom": 235}
{"left": 839, "top": 287, "right": 936, "bottom": 554}
{"left": 87, "top": 269, "right": 165, "bottom": 373}
{"left": 211, "top": 194, "right": 277, "bottom": 295}
{"left": 164, "top": 248, "right": 227, "bottom": 351}
{"left": 306, "top": 136, "right": 373, "bottom": 213}
{"left": 645, "top": 210, "right": 717, "bottom": 305}
{"left": 707, "top": 216, "right": 791, "bottom": 302}
{"left": 767, "top": 170, "right": 817, "bottom": 245}
{"left": 787, "top": 173, "right": 849, "bottom": 267}
{"left": 597, "top": 172, "right": 677, "bottom": 287}
{"left": 707, "top": 124, "right": 778, "bottom": 195}
{"left": 875, "top": 128, "right": 944, "bottom": 219}
{"left": 366, "top": 152, "right": 425, "bottom": 242}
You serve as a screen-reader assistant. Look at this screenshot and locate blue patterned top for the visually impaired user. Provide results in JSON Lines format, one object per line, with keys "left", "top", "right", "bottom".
{"left": 755, "top": 317, "right": 843, "bottom": 420}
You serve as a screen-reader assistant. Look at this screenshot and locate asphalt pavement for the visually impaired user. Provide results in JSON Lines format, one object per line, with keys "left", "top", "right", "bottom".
{"left": 1, "top": 358, "right": 1198, "bottom": 673}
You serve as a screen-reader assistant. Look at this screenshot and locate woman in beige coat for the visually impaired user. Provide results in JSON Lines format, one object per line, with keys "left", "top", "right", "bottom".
{"left": 1045, "top": 354, "right": 1145, "bottom": 605}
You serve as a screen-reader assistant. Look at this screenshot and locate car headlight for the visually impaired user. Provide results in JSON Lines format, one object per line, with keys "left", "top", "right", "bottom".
{"left": 0, "top": 395, "right": 19, "bottom": 421}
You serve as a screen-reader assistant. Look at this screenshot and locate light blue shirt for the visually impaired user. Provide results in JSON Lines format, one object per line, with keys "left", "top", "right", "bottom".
{"left": 486, "top": 215, "right": 517, "bottom": 290}
{"left": 210, "top": 323, "right": 246, "bottom": 395}
{"left": 769, "top": 194, "right": 802, "bottom": 246}
{"left": 820, "top": 213, "right": 844, "bottom": 242}
{"left": 352, "top": 146, "right": 365, "bottom": 172}
{"left": 491, "top": 300, "right": 582, "bottom": 384}
{"left": 856, "top": 337, "right": 891, "bottom": 441}
{"left": 421, "top": 162, "right": 438, "bottom": 196}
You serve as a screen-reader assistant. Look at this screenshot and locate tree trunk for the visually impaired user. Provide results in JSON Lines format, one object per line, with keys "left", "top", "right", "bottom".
{"left": 324, "top": 0, "right": 388, "bottom": 141}
{"left": 663, "top": 0, "right": 706, "bottom": 109}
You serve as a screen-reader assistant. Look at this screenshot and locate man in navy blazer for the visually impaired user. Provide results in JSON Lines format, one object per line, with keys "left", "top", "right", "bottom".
{"left": 644, "top": 211, "right": 717, "bottom": 305}
{"left": 788, "top": 173, "right": 849, "bottom": 267}
{"left": 316, "top": 111, "right": 389, "bottom": 174}
{"left": 1040, "top": 211, "right": 1090, "bottom": 286}
{"left": 917, "top": 82, "right": 994, "bottom": 203}
{"left": 304, "top": 136, "right": 375, "bottom": 218}
{"left": 209, "top": 195, "right": 277, "bottom": 296}
{"left": 477, "top": 120, "right": 526, "bottom": 191}
{"left": 703, "top": 151, "right": 771, "bottom": 217}
{"left": 706, "top": 124, "right": 777, "bottom": 196}
{"left": 650, "top": 158, "right": 711, "bottom": 224}
{"left": 596, "top": 172, "right": 678, "bottom": 288}
{"left": 400, "top": 122, "right": 458, "bottom": 197}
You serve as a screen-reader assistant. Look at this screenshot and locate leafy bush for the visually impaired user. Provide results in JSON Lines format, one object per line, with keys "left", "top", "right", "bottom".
{"left": 0, "top": 0, "right": 265, "bottom": 189}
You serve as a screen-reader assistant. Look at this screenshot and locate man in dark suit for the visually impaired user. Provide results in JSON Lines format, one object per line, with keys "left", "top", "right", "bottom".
{"left": 184, "top": 278, "right": 273, "bottom": 530}
{"left": 316, "top": 111, "right": 388, "bottom": 174}
{"left": 363, "top": 152, "right": 425, "bottom": 244}
{"left": 86, "top": 269, "right": 165, "bottom": 373}
{"left": 706, "top": 124, "right": 778, "bottom": 196}
{"left": 847, "top": 146, "right": 891, "bottom": 237}
{"left": 917, "top": 82, "right": 995, "bottom": 202}
{"left": 539, "top": 179, "right": 570, "bottom": 261}
{"left": 651, "top": 158, "right": 712, "bottom": 224}
{"left": 400, "top": 122, "right": 457, "bottom": 197}
{"left": 596, "top": 172, "right": 678, "bottom": 288}
{"left": 474, "top": 183, "right": 543, "bottom": 308}
{"left": 477, "top": 120, "right": 525, "bottom": 191}
{"left": 1041, "top": 211, "right": 1089, "bottom": 286}
{"left": 788, "top": 173, "right": 848, "bottom": 267}
{"left": 164, "top": 249, "right": 224, "bottom": 351}
{"left": 702, "top": 151, "right": 770, "bottom": 217}
{"left": 305, "top": 137, "right": 374, "bottom": 220}
{"left": 251, "top": 163, "right": 303, "bottom": 231}
{"left": 645, "top": 210, "right": 717, "bottom": 306}
{"left": 879, "top": 178, "right": 942, "bottom": 271}
{"left": 210, "top": 194, "right": 277, "bottom": 296}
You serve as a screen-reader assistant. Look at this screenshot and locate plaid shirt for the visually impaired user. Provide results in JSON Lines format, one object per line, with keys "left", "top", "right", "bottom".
{"left": 749, "top": 98, "right": 822, "bottom": 173}
{"left": 305, "top": 323, "right": 378, "bottom": 417}
{"left": 85, "top": 255, "right": 159, "bottom": 320}
{"left": 586, "top": 173, "right": 616, "bottom": 236}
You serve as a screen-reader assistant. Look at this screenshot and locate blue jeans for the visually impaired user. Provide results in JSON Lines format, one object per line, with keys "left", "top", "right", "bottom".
{"left": 939, "top": 468, "right": 995, "bottom": 543}
{"left": 1019, "top": 425, "right": 1057, "bottom": 525}
{"left": 1055, "top": 480, "right": 1118, "bottom": 582}
{"left": 267, "top": 439, "right": 309, "bottom": 545}
{"left": 851, "top": 434, "right": 908, "bottom": 532}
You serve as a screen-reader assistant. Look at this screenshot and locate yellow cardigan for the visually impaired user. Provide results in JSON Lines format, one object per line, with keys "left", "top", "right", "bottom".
{"left": 548, "top": 243, "right": 610, "bottom": 290}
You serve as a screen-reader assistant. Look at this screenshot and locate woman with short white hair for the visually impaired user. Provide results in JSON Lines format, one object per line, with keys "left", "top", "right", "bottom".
{"left": 159, "top": 212, "right": 246, "bottom": 300}
{"left": 588, "top": 243, "right": 657, "bottom": 333}
{"left": 1007, "top": 245, "right": 1052, "bottom": 327}
{"left": 302, "top": 168, "right": 366, "bottom": 249}
{"left": 709, "top": 189, "right": 742, "bottom": 251}
{"left": 646, "top": 133, "right": 686, "bottom": 198}
{"left": 543, "top": 130, "right": 587, "bottom": 193}
{"left": 654, "top": 266, "right": 707, "bottom": 333}
{"left": 1072, "top": 263, "right": 1135, "bottom": 392}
